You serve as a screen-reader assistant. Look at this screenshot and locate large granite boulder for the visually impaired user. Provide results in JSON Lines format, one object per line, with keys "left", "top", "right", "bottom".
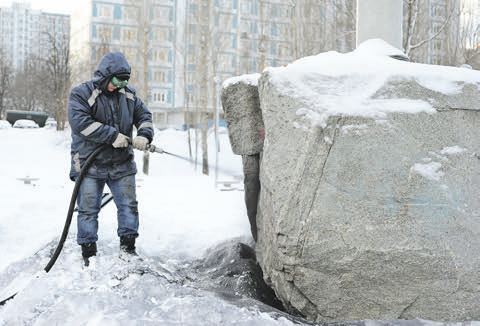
{"left": 254, "top": 40, "right": 480, "bottom": 322}
{"left": 221, "top": 73, "right": 264, "bottom": 155}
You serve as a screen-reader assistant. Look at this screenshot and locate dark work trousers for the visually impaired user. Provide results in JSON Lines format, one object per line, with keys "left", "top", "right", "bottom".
{"left": 242, "top": 153, "right": 261, "bottom": 241}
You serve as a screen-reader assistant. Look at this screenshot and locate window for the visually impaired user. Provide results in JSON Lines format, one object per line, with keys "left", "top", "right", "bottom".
{"left": 186, "top": 73, "right": 195, "bottom": 85}
{"left": 431, "top": 5, "right": 445, "bottom": 17}
{"left": 430, "top": 55, "right": 441, "bottom": 65}
{"left": 278, "top": 44, "right": 290, "bottom": 57}
{"left": 217, "top": 33, "right": 233, "bottom": 47}
{"left": 187, "top": 52, "right": 196, "bottom": 64}
{"left": 152, "top": 49, "right": 167, "bottom": 62}
{"left": 124, "top": 49, "right": 137, "bottom": 63}
{"left": 153, "top": 6, "right": 170, "bottom": 22}
{"left": 240, "top": 21, "right": 249, "bottom": 33}
{"left": 280, "top": 5, "right": 291, "bottom": 18}
{"left": 98, "top": 5, "right": 113, "bottom": 18}
{"left": 432, "top": 22, "right": 443, "bottom": 34}
{"left": 218, "top": 0, "right": 231, "bottom": 9}
{"left": 217, "top": 53, "right": 233, "bottom": 71}
{"left": 123, "top": 28, "right": 137, "bottom": 41}
{"left": 185, "top": 91, "right": 194, "bottom": 105}
{"left": 98, "top": 26, "right": 112, "bottom": 40}
{"left": 153, "top": 91, "right": 168, "bottom": 103}
{"left": 271, "top": 23, "right": 278, "bottom": 36}
{"left": 124, "top": 7, "right": 138, "bottom": 20}
{"left": 153, "top": 28, "right": 168, "bottom": 41}
{"left": 218, "top": 14, "right": 233, "bottom": 29}
{"left": 153, "top": 70, "right": 166, "bottom": 82}
{"left": 432, "top": 39, "right": 442, "bottom": 52}
{"left": 249, "top": 59, "right": 257, "bottom": 71}
{"left": 152, "top": 112, "right": 165, "bottom": 126}
{"left": 271, "top": 5, "right": 278, "bottom": 17}
{"left": 278, "top": 23, "right": 290, "bottom": 37}
{"left": 241, "top": 3, "right": 248, "bottom": 14}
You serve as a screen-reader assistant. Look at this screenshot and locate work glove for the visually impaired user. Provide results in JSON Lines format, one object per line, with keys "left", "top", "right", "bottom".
{"left": 112, "top": 133, "right": 130, "bottom": 148}
{"left": 132, "top": 136, "right": 149, "bottom": 151}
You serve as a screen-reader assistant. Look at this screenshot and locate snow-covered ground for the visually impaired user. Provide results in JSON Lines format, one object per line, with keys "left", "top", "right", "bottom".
{"left": 0, "top": 126, "right": 305, "bottom": 325}
{"left": 2, "top": 39, "right": 480, "bottom": 325}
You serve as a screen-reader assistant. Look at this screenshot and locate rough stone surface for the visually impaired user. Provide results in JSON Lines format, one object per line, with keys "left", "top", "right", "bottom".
{"left": 255, "top": 69, "right": 480, "bottom": 322}
{"left": 221, "top": 78, "right": 264, "bottom": 155}
{"left": 188, "top": 238, "right": 284, "bottom": 311}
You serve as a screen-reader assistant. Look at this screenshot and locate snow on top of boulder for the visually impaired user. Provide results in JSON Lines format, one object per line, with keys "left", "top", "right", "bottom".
{"left": 264, "top": 39, "right": 480, "bottom": 128}
{"left": 223, "top": 73, "right": 261, "bottom": 88}
{"left": 353, "top": 38, "right": 408, "bottom": 59}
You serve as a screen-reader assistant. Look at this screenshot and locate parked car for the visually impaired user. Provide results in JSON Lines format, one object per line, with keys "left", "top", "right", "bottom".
{"left": 13, "top": 119, "right": 39, "bottom": 129}
{"left": 44, "top": 118, "right": 57, "bottom": 128}
{"left": 0, "top": 120, "right": 11, "bottom": 129}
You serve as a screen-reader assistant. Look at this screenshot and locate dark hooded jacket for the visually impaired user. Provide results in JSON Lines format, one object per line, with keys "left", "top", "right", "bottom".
{"left": 68, "top": 52, "right": 154, "bottom": 181}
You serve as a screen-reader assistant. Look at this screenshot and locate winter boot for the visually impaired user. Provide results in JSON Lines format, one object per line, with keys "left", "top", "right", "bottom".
{"left": 81, "top": 242, "right": 97, "bottom": 267}
{"left": 120, "top": 236, "right": 137, "bottom": 255}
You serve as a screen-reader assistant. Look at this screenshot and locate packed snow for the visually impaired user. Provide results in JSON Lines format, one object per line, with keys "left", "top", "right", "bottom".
{"left": 0, "top": 125, "right": 306, "bottom": 325}
{"left": 2, "top": 39, "right": 480, "bottom": 325}
{"left": 223, "top": 73, "right": 261, "bottom": 88}
{"left": 264, "top": 39, "right": 480, "bottom": 128}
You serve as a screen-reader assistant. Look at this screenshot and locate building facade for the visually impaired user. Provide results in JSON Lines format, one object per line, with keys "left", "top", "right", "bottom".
{"left": 71, "top": 0, "right": 354, "bottom": 129}
{"left": 4, "top": 1, "right": 475, "bottom": 128}
{"left": 0, "top": 2, "right": 70, "bottom": 70}
{"left": 403, "top": 0, "right": 480, "bottom": 66}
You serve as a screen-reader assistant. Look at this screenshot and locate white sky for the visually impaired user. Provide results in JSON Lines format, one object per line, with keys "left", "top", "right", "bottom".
{"left": 0, "top": 0, "right": 76, "bottom": 15}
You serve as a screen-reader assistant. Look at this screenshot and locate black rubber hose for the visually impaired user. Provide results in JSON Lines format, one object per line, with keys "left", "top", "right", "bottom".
{"left": 0, "top": 144, "right": 110, "bottom": 306}
{"left": 43, "top": 144, "right": 110, "bottom": 273}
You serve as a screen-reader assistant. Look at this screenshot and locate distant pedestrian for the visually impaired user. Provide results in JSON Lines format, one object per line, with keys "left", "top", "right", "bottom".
{"left": 68, "top": 52, "right": 154, "bottom": 266}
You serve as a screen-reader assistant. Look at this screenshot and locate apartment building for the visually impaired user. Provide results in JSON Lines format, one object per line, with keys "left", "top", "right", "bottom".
{"left": 70, "top": 0, "right": 348, "bottom": 128}
{"left": 402, "top": 0, "right": 475, "bottom": 66}
{"left": 0, "top": 2, "right": 70, "bottom": 70}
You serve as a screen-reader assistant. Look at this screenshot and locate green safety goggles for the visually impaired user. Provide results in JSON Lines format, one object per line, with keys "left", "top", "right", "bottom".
{"left": 111, "top": 76, "right": 129, "bottom": 88}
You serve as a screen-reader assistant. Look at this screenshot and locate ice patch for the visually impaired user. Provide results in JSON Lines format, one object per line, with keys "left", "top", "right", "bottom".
{"left": 410, "top": 162, "right": 444, "bottom": 181}
{"left": 440, "top": 146, "right": 467, "bottom": 155}
{"left": 341, "top": 124, "right": 368, "bottom": 135}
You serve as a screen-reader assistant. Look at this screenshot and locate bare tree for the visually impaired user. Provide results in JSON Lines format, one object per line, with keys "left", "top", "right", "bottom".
{"left": 0, "top": 49, "right": 13, "bottom": 119}
{"left": 198, "top": 1, "right": 213, "bottom": 175}
{"left": 183, "top": 4, "right": 203, "bottom": 170}
{"left": 41, "top": 20, "right": 71, "bottom": 130}
{"left": 130, "top": 0, "right": 153, "bottom": 174}
{"left": 258, "top": 0, "right": 268, "bottom": 71}
{"left": 183, "top": 13, "right": 196, "bottom": 161}
{"left": 10, "top": 55, "right": 42, "bottom": 111}
{"left": 403, "top": 0, "right": 456, "bottom": 63}
{"left": 278, "top": 0, "right": 356, "bottom": 63}
{"left": 455, "top": 0, "right": 480, "bottom": 67}
{"left": 332, "top": 0, "right": 356, "bottom": 52}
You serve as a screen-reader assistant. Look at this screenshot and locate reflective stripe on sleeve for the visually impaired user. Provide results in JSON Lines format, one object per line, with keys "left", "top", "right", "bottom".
{"left": 138, "top": 122, "right": 153, "bottom": 130}
{"left": 88, "top": 89, "right": 102, "bottom": 107}
{"left": 80, "top": 121, "right": 102, "bottom": 136}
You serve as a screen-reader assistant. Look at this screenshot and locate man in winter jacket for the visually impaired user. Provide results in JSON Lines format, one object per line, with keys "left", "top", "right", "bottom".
{"left": 68, "top": 52, "right": 154, "bottom": 266}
